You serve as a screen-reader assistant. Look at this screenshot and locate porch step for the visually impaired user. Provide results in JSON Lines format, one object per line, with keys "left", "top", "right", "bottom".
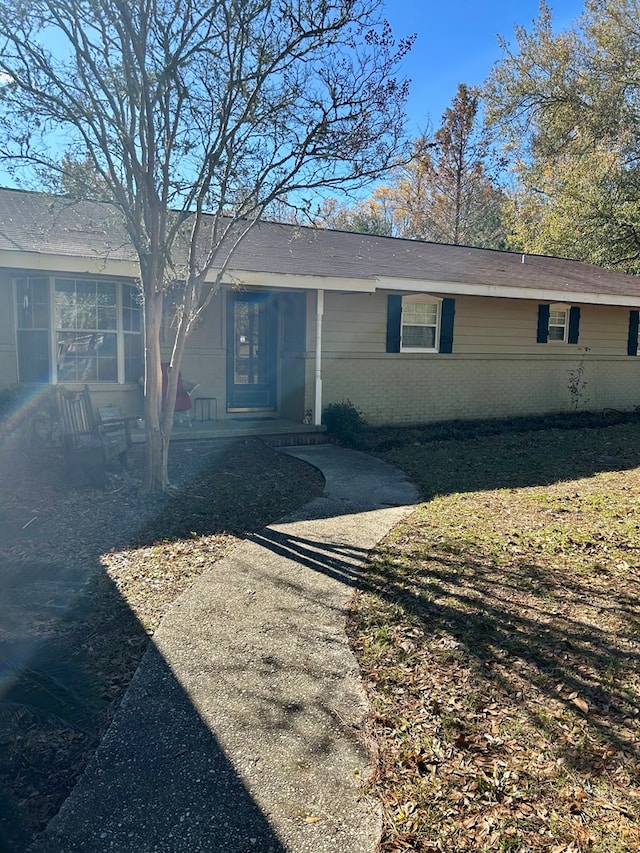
{"left": 260, "top": 432, "right": 332, "bottom": 448}
{"left": 133, "top": 418, "right": 328, "bottom": 445}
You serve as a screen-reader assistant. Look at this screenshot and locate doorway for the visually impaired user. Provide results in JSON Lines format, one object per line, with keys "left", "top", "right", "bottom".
{"left": 226, "top": 292, "right": 278, "bottom": 412}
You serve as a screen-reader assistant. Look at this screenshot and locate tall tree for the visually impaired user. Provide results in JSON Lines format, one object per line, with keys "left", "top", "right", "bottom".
{"left": 0, "top": 0, "right": 413, "bottom": 490}
{"left": 421, "top": 83, "right": 506, "bottom": 247}
{"left": 485, "top": 0, "right": 640, "bottom": 271}
{"left": 320, "top": 85, "right": 507, "bottom": 248}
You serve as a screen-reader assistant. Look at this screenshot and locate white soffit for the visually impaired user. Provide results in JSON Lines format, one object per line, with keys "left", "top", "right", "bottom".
{"left": 0, "top": 250, "right": 377, "bottom": 293}
{"left": 0, "top": 250, "right": 139, "bottom": 278}
{"left": 215, "top": 270, "right": 376, "bottom": 293}
{"left": 376, "top": 276, "right": 640, "bottom": 308}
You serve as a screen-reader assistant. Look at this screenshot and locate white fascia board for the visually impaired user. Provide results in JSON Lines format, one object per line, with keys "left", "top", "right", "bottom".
{"left": 214, "top": 270, "right": 376, "bottom": 293}
{"left": 376, "top": 276, "right": 640, "bottom": 308}
{"left": 0, "top": 250, "right": 376, "bottom": 293}
{"left": 0, "top": 250, "right": 139, "bottom": 278}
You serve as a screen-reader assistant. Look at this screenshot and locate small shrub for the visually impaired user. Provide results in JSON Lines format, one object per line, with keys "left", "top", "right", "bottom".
{"left": 322, "top": 400, "right": 367, "bottom": 445}
{"left": 0, "top": 385, "right": 58, "bottom": 448}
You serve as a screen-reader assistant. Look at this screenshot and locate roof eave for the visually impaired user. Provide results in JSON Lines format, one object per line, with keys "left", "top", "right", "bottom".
{"left": 376, "top": 276, "right": 640, "bottom": 308}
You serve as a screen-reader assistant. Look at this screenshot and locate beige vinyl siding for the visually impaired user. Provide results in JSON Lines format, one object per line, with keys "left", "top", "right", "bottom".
{"left": 322, "top": 292, "right": 387, "bottom": 353}
{"left": 175, "top": 289, "right": 226, "bottom": 417}
{"left": 453, "top": 296, "right": 539, "bottom": 353}
{"left": 320, "top": 291, "right": 637, "bottom": 356}
{"left": 451, "top": 297, "right": 629, "bottom": 354}
{"left": 578, "top": 305, "right": 631, "bottom": 355}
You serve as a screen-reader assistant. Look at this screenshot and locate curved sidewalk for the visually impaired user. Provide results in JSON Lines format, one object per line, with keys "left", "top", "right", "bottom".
{"left": 29, "top": 446, "right": 420, "bottom": 853}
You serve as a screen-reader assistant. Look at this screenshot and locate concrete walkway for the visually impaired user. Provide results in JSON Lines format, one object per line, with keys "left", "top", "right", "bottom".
{"left": 29, "top": 446, "right": 420, "bottom": 853}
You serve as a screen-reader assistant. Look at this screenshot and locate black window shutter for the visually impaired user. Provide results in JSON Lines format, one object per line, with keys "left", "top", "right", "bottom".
{"left": 537, "top": 304, "right": 550, "bottom": 343}
{"left": 628, "top": 310, "right": 640, "bottom": 356}
{"left": 386, "top": 294, "right": 402, "bottom": 353}
{"left": 568, "top": 306, "right": 581, "bottom": 344}
{"left": 439, "top": 298, "right": 456, "bottom": 353}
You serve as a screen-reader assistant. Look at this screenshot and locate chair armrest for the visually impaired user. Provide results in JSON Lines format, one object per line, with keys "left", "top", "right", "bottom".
{"left": 98, "top": 417, "right": 134, "bottom": 445}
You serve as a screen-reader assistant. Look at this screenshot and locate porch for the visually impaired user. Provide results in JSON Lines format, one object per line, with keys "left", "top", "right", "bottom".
{"left": 131, "top": 417, "right": 328, "bottom": 447}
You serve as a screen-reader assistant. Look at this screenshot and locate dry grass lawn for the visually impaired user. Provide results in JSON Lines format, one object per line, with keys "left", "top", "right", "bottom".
{"left": 349, "top": 424, "right": 640, "bottom": 853}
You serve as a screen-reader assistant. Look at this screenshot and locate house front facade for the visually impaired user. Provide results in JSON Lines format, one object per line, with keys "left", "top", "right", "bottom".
{"left": 1, "top": 187, "right": 640, "bottom": 428}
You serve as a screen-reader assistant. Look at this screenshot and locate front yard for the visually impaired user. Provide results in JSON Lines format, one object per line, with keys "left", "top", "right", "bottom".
{"left": 3, "top": 419, "right": 640, "bottom": 853}
{"left": 350, "top": 424, "right": 640, "bottom": 852}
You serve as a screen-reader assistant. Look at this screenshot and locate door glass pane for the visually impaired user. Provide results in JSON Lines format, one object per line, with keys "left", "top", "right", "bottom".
{"left": 234, "top": 300, "right": 268, "bottom": 385}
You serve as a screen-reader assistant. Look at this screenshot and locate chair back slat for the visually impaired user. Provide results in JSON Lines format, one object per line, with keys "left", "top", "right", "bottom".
{"left": 56, "top": 387, "right": 96, "bottom": 447}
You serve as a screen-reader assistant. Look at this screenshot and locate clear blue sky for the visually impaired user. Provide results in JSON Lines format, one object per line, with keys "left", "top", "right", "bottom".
{"left": 382, "top": 0, "right": 586, "bottom": 135}
{"left": 0, "top": 1, "right": 586, "bottom": 192}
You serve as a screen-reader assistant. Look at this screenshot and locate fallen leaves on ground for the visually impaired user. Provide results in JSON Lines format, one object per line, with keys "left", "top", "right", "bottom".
{"left": 349, "top": 425, "right": 640, "bottom": 853}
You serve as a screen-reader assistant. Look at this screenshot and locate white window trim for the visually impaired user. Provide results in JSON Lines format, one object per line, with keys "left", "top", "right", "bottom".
{"left": 14, "top": 275, "right": 141, "bottom": 384}
{"left": 400, "top": 294, "right": 442, "bottom": 353}
{"left": 548, "top": 303, "right": 569, "bottom": 343}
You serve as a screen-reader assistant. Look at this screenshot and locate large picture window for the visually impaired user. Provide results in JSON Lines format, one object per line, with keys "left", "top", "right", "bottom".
{"left": 15, "top": 276, "right": 142, "bottom": 383}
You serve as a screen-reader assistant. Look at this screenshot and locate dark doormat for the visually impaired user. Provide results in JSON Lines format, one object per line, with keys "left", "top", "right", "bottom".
{"left": 232, "top": 417, "right": 277, "bottom": 422}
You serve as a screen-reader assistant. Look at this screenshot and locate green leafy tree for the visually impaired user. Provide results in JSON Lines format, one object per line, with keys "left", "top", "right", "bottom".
{"left": 0, "top": 0, "right": 413, "bottom": 491}
{"left": 485, "top": 0, "right": 640, "bottom": 271}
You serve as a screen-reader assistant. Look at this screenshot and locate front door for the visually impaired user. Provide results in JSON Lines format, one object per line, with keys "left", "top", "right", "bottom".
{"left": 226, "top": 292, "right": 278, "bottom": 412}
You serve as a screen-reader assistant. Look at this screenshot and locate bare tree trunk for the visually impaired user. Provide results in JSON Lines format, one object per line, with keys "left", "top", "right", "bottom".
{"left": 143, "top": 290, "right": 167, "bottom": 493}
{"left": 158, "top": 275, "right": 201, "bottom": 486}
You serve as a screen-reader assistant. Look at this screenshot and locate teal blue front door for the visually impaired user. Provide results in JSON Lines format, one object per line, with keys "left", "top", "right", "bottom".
{"left": 226, "top": 292, "right": 278, "bottom": 411}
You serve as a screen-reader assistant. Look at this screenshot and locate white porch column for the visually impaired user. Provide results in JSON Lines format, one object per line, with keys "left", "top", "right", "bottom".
{"left": 313, "top": 289, "right": 324, "bottom": 426}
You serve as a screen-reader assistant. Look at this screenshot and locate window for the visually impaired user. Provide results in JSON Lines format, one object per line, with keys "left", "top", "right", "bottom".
{"left": 56, "top": 279, "right": 118, "bottom": 381}
{"left": 122, "top": 283, "right": 143, "bottom": 381}
{"left": 548, "top": 306, "right": 568, "bottom": 342}
{"left": 537, "top": 303, "right": 580, "bottom": 345}
{"left": 15, "top": 277, "right": 51, "bottom": 382}
{"left": 401, "top": 296, "right": 440, "bottom": 351}
{"left": 386, "top": 294, "right": 456, "bottom": 354}
{"left": 15, "top": 276, "right": 142, "bottom": 383}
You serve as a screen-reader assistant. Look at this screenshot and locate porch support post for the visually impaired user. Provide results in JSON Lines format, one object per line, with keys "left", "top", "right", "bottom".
{"left": 314, "top": 289, "right": 324, "bottom": 426}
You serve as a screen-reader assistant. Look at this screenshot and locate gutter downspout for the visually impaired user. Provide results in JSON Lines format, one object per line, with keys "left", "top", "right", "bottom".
{"left": 314, "top": 289, "right": 324, "bottom": 426}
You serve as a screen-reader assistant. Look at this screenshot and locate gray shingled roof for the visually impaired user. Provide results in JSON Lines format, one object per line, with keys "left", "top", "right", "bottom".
{"left": 0, "top": 186, "right": 639, "bottom": 300}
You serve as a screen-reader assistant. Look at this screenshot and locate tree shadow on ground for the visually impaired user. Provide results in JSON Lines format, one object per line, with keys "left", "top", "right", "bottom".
{"left": 382, "top": 422, "right": 640, "bottom": 500}
{"left": 251, "top": 424, "right": 640, "bottom": 795}
{"left": 0, "top": 555, "right": 288, "bottom": 853}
